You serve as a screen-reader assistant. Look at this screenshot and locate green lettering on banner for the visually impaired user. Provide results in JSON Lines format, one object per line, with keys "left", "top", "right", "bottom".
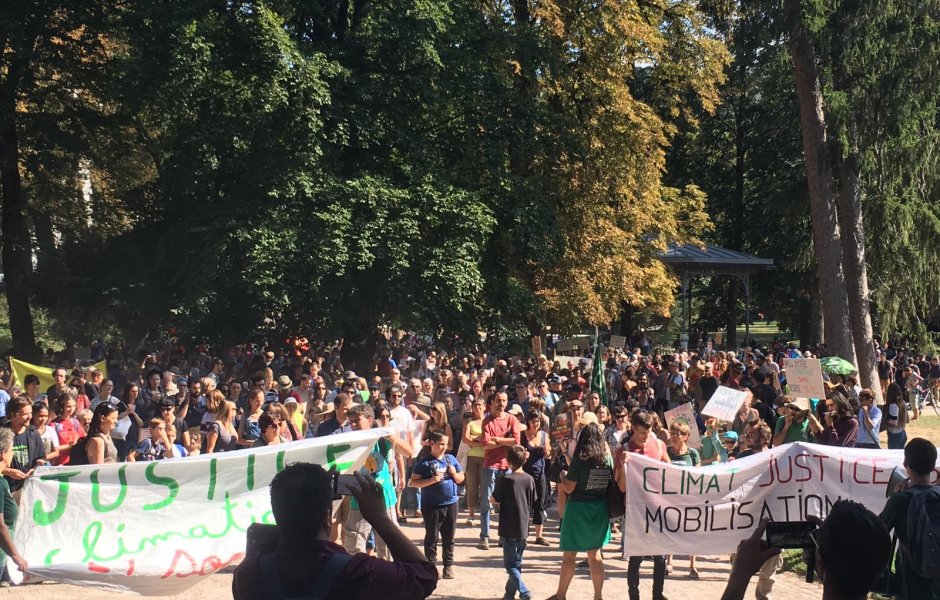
{"left": 247, "top": 454, "right": 255, "bottom": 491}
{"left": 207, "top": 458, "right": 218, "bottom": 501}
{"left": 91, "top": 466, "right": 128, "bottom": 513}
{"left": 276, "top": 450, "right": 286, "bottom": 473}
{"left": 143, "top": 462, "right": 180, "bottom": 511}
{"left": 33, "top": 471, "right": 81, "bottom": 526}
{"left": 80, "top": 493, "right": 267, "bottom": 563}
{"left": 326, "top": 444, "right": 353, "bottom": 472}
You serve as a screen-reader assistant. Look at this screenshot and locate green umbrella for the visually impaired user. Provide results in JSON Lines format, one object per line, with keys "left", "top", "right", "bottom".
{"left": 819, "top": 356, "right": 857, "bottom": 375}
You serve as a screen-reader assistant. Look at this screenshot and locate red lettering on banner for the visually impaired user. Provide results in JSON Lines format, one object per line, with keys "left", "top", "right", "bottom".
{"left": 161, "top": 549, "right": 245, "bottom": 579}
{"left": 88, "top": 562, "right": 110, "bottom": 573}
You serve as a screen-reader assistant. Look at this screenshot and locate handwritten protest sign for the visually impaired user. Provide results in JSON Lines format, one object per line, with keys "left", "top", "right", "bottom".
{"left": 14, "top": 430, "right": 384, "bottom": 595}
{"left": 609, "top": 335, "right": 627, "bottom": 350}
{"left": 664, "top": 403, "right": 702, "bottom": 449}
{"left": 623, "top": 443, "right": 916, "bottom": 556}
{"left": 700, "top": 386, "right": 748, "bottom": 422}
{"left": 556, "top": 338, "right": 574, "bottom": 352}
{"left": 783, "top": 358, "right": 827, "bottom": 399}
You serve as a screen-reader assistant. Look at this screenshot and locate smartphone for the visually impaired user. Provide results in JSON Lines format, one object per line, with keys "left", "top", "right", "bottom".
{"left": 333, "top": 472, "right": 360, "bottom": 496}
{"left": 765, "top": 521, "right": 817, "bottom": 549}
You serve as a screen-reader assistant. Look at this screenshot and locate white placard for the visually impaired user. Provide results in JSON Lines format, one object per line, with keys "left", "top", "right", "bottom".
{"left": 664, "top": 403, "right": 702, "bottom": 449}
{"left": 783, "top": 357, "right": 827, "bottom": 399}
{"left": 610, "top": 335, "right": 627, "bottom": 350}
{"left": 700, "top": 386, "right": 748, "bottom": 422}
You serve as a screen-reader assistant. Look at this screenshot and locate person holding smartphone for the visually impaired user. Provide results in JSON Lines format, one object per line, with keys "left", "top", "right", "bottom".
{"left": 233, "top": 464, "right": 437, "bottom": 600}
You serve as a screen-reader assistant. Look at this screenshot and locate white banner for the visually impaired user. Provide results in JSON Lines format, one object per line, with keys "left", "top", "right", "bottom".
{"left": 14, "top": 429, "right": 385, "bottom": 595}
{"left": 783, "top": 358, "right": 827, "bottom": 399}
{"left": 624, "top": 442, "right": 908, "bottom": 556}
{"left": 700, "top": 386, "right": 747, "bottom": 422}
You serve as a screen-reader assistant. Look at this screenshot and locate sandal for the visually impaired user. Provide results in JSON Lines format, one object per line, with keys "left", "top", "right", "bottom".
{"left": 534, "top": 537, "right": 550, "bottom": 546}
{"left": 688, "top": 568, "right": 699, "bottom": 579}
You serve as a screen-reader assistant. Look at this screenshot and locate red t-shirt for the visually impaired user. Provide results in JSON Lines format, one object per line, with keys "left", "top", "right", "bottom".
{"left": 626, "top": 436, "right": 668, "bottom": 462}
{"left": 481, "top": 413, "right": 521, "bottom": 470}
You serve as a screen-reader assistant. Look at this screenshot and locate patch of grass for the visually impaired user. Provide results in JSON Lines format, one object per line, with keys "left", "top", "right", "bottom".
{"left": 780, "top": 548, "right": 807, "bottom": 575}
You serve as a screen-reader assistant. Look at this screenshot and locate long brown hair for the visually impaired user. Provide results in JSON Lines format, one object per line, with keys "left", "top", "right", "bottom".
{"left": 885, "top": 383, "right": 908, "bottom": 428}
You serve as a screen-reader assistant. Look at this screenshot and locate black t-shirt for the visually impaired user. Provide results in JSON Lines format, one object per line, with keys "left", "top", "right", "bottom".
{"left": 8, "top": 427, "right": 46, "bottom": 492}
{"left": 929, "top": 364, "right": 940, "bottom": 379}
{"left": 492, "top": 471, "right": 536, "bottom": 540}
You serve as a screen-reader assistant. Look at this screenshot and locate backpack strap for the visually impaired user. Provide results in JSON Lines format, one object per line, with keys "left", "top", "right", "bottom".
{"left": 308, "top": 552, "right": 352, "bottom": 600}
{"left": 260, "top": 553, "right": 288, "bottom": 600}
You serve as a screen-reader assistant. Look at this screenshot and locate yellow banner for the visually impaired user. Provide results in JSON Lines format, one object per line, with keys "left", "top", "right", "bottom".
{"left": 9, "top": 357, "right": 107, "bottom": 392}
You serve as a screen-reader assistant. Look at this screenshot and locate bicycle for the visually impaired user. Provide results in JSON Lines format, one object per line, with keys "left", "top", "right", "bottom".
{"left": 913, "top": 383, "right": 940, "bottom": 417}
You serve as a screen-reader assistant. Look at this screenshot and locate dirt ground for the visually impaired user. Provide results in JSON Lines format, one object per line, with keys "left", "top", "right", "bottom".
{"left": 5, "top": 516, "right": 823, "bottom": 600}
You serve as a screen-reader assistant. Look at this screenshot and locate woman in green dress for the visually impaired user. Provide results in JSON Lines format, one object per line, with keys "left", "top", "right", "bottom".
{"left": 551, "top": 423, "right": 611, "bottom": 600}
{"left": 0, "top": 428, "right": 28, "bottom": 582}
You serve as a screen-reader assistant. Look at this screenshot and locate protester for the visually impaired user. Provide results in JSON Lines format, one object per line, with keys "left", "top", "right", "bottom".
{"left": 462, "top": 397, "right": 486, "bottom": 526}
{"left": 133, "top": 418, "right": 175, "bottom": 460}
{"left": 521, "top": 409, "right": 551, "bottom": 546}
{"left": 621, "top": 410, "right": 669, "bottom": 600}
{"left": 0, "top": 429, "right": 27, "bottom": 579}
{"left": 771, "top": 396, "right": 819, "bottom": 446}
{"left": 84, "top": 402, "right": 120, "bottom": 464}
{"left": 412, "top": 430, "right": 464, "bottom": 579}
{"left": 854, "top": 388, "right": 882, "bottom": 449}
{"left": 551, "top": 423, "right": 611, "bottom": 600}
{"left": 879, "top": 437, "right": 940, "bottom": 599}
{"left": 203, "top": 400, "right": 238, "bottom": 454}
{"left": 51, "top": 391, "right": 84, "bottom": 466}
{"left": 884, "top": 382, "right": 910, "bottom": 449}
{"left": 478, "top": 391, "right": 520, "bottom": 550}
{"left": 345, "top": 404, "right": 410, "bottom": 560}
{"left": 816, "top": 391, "right": 858, "bottom": 447}
{"left": 2, "top": 396, "right": 46, "bottom": 496}
{"left": 232, "top": 464, "right": 438, "bottom": 600}
{"left": 237, "top": 388, "right": 264, "bottom": 447}
{"left": 492, "top": 445, "right": 536, "bottom": 600}
{"left": 31, "top": 401, "right": 60, "bottom": 463}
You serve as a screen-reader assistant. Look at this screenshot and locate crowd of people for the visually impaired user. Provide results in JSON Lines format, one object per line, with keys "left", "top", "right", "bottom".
{"left": 0, "top": 332, "right": 938, "bottom": 598}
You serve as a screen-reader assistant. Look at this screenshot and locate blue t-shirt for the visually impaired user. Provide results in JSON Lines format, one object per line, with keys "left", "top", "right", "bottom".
{"left": 413, "top": 453, "right": 462, "bottom": 508}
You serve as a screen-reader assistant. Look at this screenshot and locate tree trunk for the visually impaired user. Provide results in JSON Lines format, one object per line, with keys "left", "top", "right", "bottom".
{"left": 787, "top": 7, "right": 856, "bottom": 363}
{"left": 835, "top": 144, "right": 881, "bottom": 400}
{"left": 619, "top": 302, "right": 633, "bottom": 337}
{"left": 0, "top": 95, "right": 38, "bottom": 360}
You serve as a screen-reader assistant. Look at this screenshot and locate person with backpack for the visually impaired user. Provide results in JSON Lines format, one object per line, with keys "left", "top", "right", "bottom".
{"left": 880, "top": 437, "right": 940, "bottom": 599}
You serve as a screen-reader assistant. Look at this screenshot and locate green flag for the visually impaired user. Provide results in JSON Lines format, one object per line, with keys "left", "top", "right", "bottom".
{"left": 591, "top": 343, "right": 609, "bottom": 406}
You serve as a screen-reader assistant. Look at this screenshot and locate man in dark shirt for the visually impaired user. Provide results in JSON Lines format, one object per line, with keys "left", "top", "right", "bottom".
{"left": 492, "top": 445, "right": 536, "bottom": 600}
{"left": 880, "top": 437, "right": 940, "bottom": 600}
{"left": 2, "top": 396, "right": 46, "bottom": 495}
{"left": 233, "top": 464, "right": 437, "bottom": 600}
{"left": 316, "top": 392, "right": 354, "bottom": 437}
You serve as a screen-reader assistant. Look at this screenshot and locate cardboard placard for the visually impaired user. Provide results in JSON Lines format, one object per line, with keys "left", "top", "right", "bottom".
{"left": 609, "top": 335, "right": 627, "bottom": 350}
{"left": 551, "top": 413, "right": 573, "bottom": 443}
{"left": 531, "top": 336, "right": 543, "bottom": 356}
{"left": 783, "top": 358, "right": 826, "bottom": 399}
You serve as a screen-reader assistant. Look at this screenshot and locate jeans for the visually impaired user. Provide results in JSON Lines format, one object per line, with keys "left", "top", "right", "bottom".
{"left": 628, "top": 554, "right": 666, "bottom": 600}
{"left": 423, "top": 503, "right": 457, "bottom": 567}
{"left": 888, "top": 429, "right": 908, "bottom": 450}
{"left": 502, "top": 537, "right": 530, "bottom": 600}
{"left": 480, "top": 467, "right": 508, "bottom": 539}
